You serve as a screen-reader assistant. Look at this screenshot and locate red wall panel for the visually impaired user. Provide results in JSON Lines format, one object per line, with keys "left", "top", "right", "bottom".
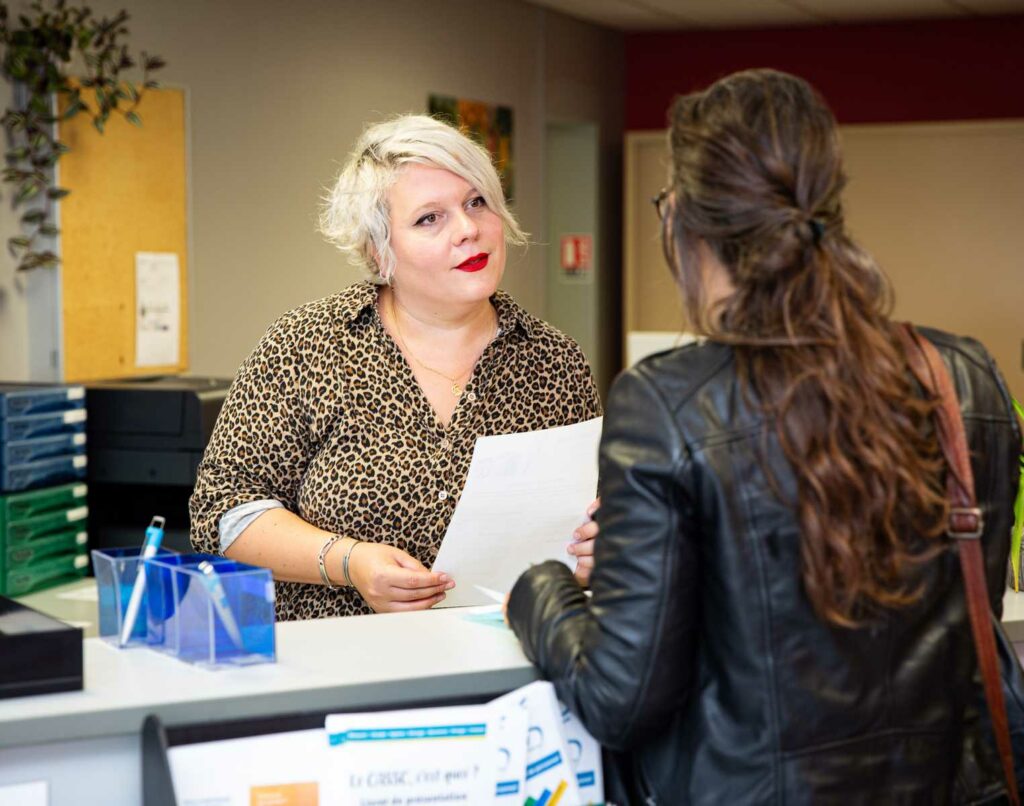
{"left": 625, "top": 16, "right": 1024, "bottom": 129}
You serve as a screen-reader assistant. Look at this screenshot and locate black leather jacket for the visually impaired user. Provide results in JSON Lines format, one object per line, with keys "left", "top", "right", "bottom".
{"left": 508, "top": 329, "right": 1021, "bottom": 804}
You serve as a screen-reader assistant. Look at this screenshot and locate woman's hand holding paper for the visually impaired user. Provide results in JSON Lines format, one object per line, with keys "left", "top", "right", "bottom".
{"left": 348, "top": 543, "right": 455, "bottom": 612}
{"left": 569, "top": 497, "right": 600, "bottom": 587}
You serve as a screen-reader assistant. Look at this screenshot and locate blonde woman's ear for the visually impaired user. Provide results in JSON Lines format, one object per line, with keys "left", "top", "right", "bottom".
{"left": 367, "top": 247, "right": 388, "bottom": 284}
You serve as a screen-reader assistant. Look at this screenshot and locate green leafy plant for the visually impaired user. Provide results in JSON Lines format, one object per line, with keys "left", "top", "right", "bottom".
{"left": 1012, "top": 398, "right": 1024, "bottom": 591}
{"left": 0, "top": 0, "right": 164, "bottom": 271}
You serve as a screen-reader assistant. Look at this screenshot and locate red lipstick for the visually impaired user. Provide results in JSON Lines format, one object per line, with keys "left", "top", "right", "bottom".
{"left": 455, "top": 253, "right": 489, "bottom": 272}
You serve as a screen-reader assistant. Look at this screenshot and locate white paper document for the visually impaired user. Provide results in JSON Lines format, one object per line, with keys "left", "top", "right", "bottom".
{"left": 164, "top": 682, "right": 599, "bottom": 805}
{"left": 560, "top": 700, "right": 605, "bottom": 804}
{"left": 170, "top": 728, "right": 327, "bottom": 805}
{"left": 433, "top": 417, "right": 602, "bottom": 607}
{"left": 490, "top": 681, "right": 584, "bottom": 805}
{"left": 325, "top": 703, "right": 527, "bottom": 804}
{"left": 135, "top": 251, "right": 181, "bottom": 367}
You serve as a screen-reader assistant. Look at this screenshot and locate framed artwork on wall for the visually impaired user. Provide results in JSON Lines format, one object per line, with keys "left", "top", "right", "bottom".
{"left": 428, "top": 94, "right": 514, "bottom": 201}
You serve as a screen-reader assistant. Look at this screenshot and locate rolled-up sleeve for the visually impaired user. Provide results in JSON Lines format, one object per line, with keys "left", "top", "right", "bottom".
{"left": 507, "top": 366, "right": 698, "bottom": 750}
{"left": 190, "top": 314, "right": 315, "bottom": 555}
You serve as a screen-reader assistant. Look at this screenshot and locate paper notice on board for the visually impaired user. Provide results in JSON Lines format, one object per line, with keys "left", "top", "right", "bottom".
{"left": 135, "top": 251, "right": 180, "bottom": 367}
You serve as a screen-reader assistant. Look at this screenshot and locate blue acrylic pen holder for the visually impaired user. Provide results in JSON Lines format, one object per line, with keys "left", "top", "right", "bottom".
{"left": 144, "top": 553, "right": 276, "bottom": 668}
{"left": 91, "top": 546, "right": 177, "bottom": 647}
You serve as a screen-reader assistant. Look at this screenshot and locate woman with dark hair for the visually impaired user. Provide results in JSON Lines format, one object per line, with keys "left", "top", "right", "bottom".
{"left": 506, "top": 69, "right": 1021, "bottom": 802}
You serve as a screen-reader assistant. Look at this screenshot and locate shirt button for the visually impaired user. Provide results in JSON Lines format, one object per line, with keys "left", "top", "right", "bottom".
{"left": 467, "top": 392, "right": 477, "bottom": 402}
{"left": 438, "top": 491, "right": 449, "bottom": 501}
{"left": 440, "top": 438, "right": 451, "bottom": 450}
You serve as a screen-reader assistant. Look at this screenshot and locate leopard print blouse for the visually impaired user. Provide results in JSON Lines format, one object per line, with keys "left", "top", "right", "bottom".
{"left": 189, "top": 282, "right": 602, "bottom": 620}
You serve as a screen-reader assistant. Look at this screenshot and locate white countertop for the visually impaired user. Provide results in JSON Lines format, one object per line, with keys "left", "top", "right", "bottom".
{"left": 5, "top": 580, "right": 1024, "bottom": 751}
{"left": 0, "top": 603, "right": 534, "bottom": 749}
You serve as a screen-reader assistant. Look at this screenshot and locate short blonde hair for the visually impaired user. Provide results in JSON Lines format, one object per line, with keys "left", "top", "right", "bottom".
{"left": 319, "top": 114, "right": 527, "bottom": 282}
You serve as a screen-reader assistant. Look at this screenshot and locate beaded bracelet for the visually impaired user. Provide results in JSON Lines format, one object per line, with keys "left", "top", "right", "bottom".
{"left": 317, "top": 535, "right": 343, "bottom": 589}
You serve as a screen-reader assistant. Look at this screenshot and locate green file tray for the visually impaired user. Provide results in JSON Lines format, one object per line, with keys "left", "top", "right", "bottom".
{"left": 1, "top": 526, "right": 88, "bottom": 591}
{"left": 0, "top": 482, "right": 88, "bottom": 527}
{"left": 5, "top": 549, "right": 89, "bottom": 597}
{"left": 7, "top": 527, "right": 88, "bottom": 569}
{"left": 2, "top": 503, "right": 88, "bottom": 545}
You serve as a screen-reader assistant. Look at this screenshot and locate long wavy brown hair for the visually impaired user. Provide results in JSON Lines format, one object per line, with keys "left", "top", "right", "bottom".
{"left": 664, "top": 69, "right": 949, "bottom": 627}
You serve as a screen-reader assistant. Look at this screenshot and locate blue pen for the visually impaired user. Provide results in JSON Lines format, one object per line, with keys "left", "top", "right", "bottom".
{"left": 118, "top": 516, "right": 166, "bottom": 646}
{"left": 197, "top": 560, "right": 245, "bottom": 650}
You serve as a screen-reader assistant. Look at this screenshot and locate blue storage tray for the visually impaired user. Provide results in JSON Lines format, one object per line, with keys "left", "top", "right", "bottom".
{"left": 92, "top": 546, "right": 179, "bottom": 646}
{"left": 144, "top": 554, "right": 276, "bottom": 667}
{"left": 0, "top": 433, "right": 87, "bottom": 468}
{"left": 0, "top": 408, "right": 87, "bottom": 442}
{"left": 0, "top": 384, "right": 85, "bottom": 419}
{"left": 1, "top": 454, "right": 88, "bottom": 493}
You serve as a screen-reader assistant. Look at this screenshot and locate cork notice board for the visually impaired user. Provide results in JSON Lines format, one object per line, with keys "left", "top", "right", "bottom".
{"left": 57, "top": 87, "right": 187, "bottom": 381}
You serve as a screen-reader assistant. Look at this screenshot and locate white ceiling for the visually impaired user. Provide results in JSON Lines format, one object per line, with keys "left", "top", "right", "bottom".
{"left": 524, "top": 0, "right": 1024, "bottom": 30}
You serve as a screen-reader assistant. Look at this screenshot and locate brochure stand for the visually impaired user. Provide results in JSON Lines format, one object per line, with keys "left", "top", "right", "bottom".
{"left": 140, "top": 695, "right": 497, "bottom": 806}
{"left": 141, "top": 715, "right": 175, "bottom": 806}
{"left": 140, "top": 683, "right": 604, "bottom": 805}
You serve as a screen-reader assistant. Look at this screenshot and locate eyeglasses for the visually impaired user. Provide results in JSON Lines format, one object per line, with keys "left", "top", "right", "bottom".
{"left": 651, "top": 187, "right": 670, "bottom": 220}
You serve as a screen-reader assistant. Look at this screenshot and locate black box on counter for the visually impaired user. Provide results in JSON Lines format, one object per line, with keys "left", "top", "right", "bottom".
{"left": 0, "top": 595, "right": 82, "bottom": 699}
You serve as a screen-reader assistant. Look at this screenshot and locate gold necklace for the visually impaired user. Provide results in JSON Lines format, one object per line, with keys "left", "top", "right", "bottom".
{"left": 389, "top": 295, "right": 495, "bottom": 398}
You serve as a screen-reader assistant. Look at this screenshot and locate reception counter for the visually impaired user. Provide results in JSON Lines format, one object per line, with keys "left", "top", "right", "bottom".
{"left": 4, "top": 580, "right": 1024, "bottom": 806}
{"left": 0, "top": 587, "right": 535, "bottom": 806}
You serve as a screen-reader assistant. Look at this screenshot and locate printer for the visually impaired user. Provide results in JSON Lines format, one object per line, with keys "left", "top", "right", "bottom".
{"left": 86, "top": 377, "right": 231, "bottom": 552}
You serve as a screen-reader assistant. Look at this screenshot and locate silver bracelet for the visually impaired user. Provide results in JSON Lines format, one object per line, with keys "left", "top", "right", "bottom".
{"left": 342, "top": 539, "right": 362, "bottom": 588}
{"left": 317, "top": 535, "right": 343, "bottom": 589}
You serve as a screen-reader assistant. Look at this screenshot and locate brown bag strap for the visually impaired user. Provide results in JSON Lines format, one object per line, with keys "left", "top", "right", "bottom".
{"left": 897, "top": 323, "right": 1020, "bottom": 805}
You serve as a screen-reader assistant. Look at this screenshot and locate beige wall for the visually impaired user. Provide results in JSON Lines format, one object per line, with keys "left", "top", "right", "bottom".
{"left": 0, "top": 0, "right": 623, "bottom": 381}
{"left": 625, "top": 122, "right": 1024, "bottom": 404}
{"left": 841, "top": 120, "right": 1024, "bottom": 403}
{"left": 543, "top": 12, "right": 624, "bottom": 395}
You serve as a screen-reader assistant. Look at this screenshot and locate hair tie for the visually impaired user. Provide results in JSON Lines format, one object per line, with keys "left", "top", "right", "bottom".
{"left": 809, "top": 218, "right": 825, "bottom": 246}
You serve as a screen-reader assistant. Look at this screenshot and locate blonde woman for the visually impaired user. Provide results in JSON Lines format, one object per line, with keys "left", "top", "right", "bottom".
{"left": 191, "top": 115, "right": 601, "bottom": 619}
